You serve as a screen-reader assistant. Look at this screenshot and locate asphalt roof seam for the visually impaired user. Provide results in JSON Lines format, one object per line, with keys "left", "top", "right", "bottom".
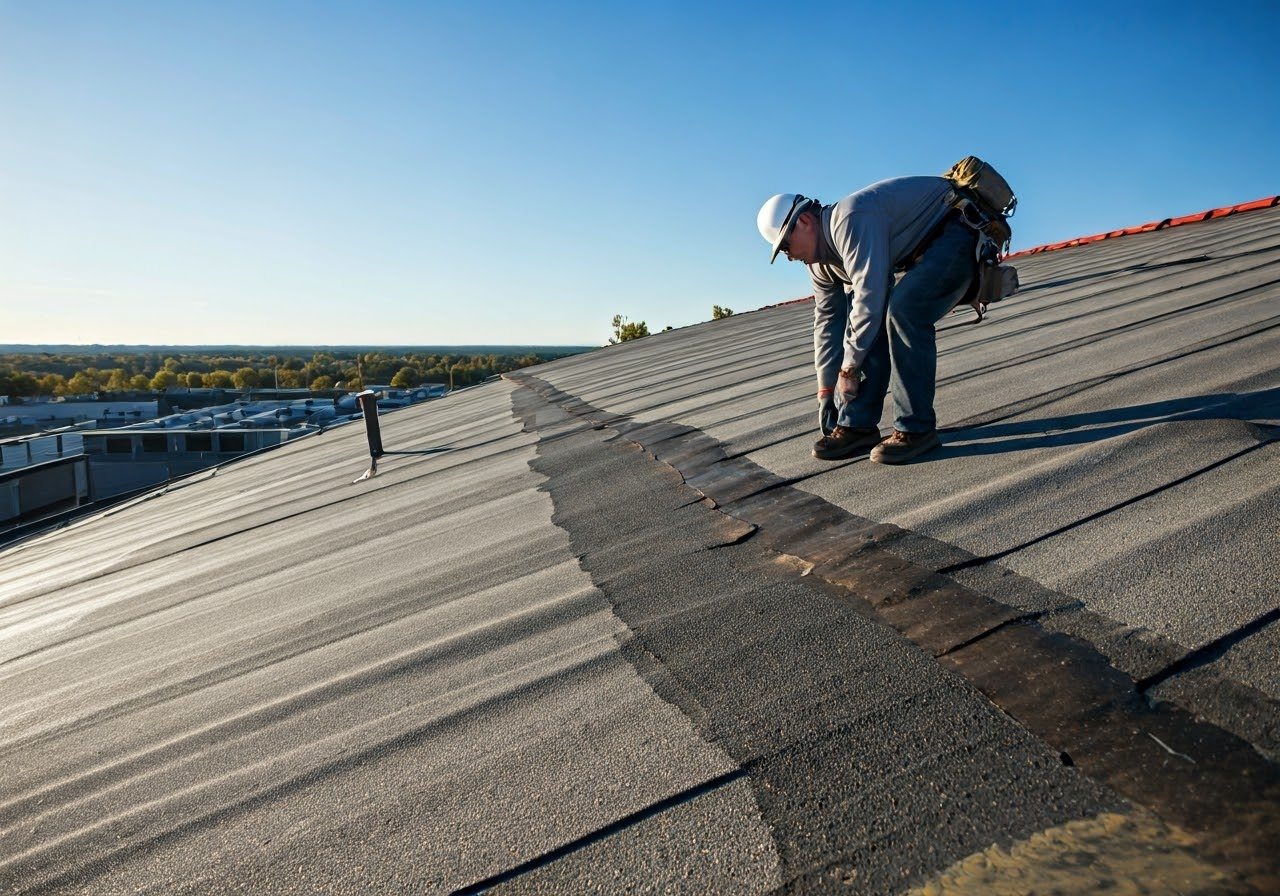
{"left": 512, "top": 380, "right": 1128, "bottom": 891}
{"left": 509, "top": 373, "right": 1033, "bottom": 637}
{"left": 509, "top": 373, "right": 1280, "bottom": 886}
{"left": 510, "top": 374, "right": 1275, "bottom": 656}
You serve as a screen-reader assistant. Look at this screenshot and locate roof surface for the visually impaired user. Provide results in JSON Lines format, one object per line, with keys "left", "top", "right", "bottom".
{"left": 1, "top": 201, "right": 1278, "bottom": 894}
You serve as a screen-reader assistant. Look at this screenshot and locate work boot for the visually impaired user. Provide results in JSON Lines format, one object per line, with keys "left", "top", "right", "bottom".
{"left": 812, "top": 426, "right": 882, "bottom": 460}
{"left": 870, "top": 429, "right": 941, "bottom": 465}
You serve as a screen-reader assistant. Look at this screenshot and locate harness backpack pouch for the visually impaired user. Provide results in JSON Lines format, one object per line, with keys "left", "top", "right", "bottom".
{"left": 944, "top": 156, "right": 1017, "bottom": 250}
{"left": 944, "top": 157, "right": 1016, "bottom": 216}
{"left": 944, "top": 156, "right": 1020, "bottom": 319}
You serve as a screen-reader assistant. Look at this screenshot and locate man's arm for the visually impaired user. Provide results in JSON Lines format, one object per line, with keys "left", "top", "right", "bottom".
{"left": 811, "top": 271, "right": 846, "bottom": 434}
{"left": 811, "top": 270, "right": 847, "bottom": 393}
{"left": 828, "top": 212, "right": 893, "bottom": 375}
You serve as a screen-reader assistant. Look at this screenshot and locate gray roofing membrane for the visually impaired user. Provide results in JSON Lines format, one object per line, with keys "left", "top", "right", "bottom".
{"left": 1, "top": 201, "right": 1277, "bottom": 893}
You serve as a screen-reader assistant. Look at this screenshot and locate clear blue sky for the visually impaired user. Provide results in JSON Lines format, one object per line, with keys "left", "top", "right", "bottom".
{"left": 2, "top": 1, "right": 1276, "bottom": 347}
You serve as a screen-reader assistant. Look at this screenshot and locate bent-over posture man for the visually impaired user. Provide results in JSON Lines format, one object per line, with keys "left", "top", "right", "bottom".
{"left": 757, "top": 177, "right": 977, "bottom": 464}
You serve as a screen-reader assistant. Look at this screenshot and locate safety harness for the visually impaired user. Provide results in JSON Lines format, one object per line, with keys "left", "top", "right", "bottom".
{"left": 942, "top": 156, "right": 1021, "bottom": 321}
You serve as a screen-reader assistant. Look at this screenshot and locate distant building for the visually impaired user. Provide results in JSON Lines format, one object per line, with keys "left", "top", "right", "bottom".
{"left": 0, "top": 428, "right": 296, "bottom": 538}
{"left": 80, "top": 427, "right": 294, "bottom": 501}
{"left": 0, "top": 386, "right": 444, "bottom": 541}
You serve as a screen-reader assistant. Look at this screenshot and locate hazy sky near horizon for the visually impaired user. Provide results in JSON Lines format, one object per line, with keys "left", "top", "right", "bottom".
{"left": 2, "top": 1, "right": 1276, "bottom": 347}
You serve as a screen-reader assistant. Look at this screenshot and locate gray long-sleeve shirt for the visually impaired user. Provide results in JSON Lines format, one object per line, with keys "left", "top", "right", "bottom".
{"left": 808, "top": 176, "right": 955, "bottom": 389}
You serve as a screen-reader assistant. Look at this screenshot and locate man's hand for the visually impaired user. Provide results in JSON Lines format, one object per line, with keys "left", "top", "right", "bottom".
{"left": 817, "top": 388, "right": 837, "bottom": 435}
{"left": 838, "top": 367, "right": 860, "bottom": 403}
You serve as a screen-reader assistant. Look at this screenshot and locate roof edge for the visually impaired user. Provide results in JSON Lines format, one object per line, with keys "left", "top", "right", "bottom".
{"left": 1005, "top": 195, "right": 1280, "bottom": 259}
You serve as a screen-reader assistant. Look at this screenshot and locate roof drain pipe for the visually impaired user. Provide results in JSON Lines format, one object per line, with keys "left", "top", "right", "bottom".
{"left": 352, "top": 389, "right": 452, "bottom": 483}
{"left": 353, "top": 390, "right": 386, "bottom": 482}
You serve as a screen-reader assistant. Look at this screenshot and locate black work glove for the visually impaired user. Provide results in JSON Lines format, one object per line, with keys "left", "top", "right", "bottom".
{"left": 817, "top": 388, "right": 837, "bottom": 435}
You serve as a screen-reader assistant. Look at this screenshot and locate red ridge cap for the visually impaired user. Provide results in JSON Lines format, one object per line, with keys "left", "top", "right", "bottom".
{"left": 762, "top": 295, "right": 816, "bottom": 309}
{"left": 1232, "top": 197, "right": 1279, "bottom": 213}
{"left": 1005, "top": 195, "right": 1280, "bottom": 259}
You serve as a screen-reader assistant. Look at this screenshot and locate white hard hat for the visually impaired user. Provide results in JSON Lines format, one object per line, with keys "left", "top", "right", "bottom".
{"left": 757, "top": 193, "right": 816, "bottom": 263}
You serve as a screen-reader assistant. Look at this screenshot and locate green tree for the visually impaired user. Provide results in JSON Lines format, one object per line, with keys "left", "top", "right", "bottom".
{"left": 364, "top": 353, "right": 398, "bottom": 384}
{"left": 390, "top": 366, "right": 420, "bottom": 388}
{"left": 66, "top": 371, "right": 102, "bottom": 395}
{"left": 0, "top": 369, "right": 38, "bottom": 397}
{"left": 232, "top": 367, "right": 261, "bottom": 390}
{"left": 0, "top": 348, "right": 591, "bottom": 403}
{"left": 610, "top": 314, "right": 650, "bottom": 344}
{"left": 150, "top": 370, "right": 180, "bottom": 391}
{"left": 712, "top": 305, "right": 734, "bottom": 319}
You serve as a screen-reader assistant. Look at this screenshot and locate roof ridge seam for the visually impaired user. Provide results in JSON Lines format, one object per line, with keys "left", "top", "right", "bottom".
{"left": 1006, "top": 195, "right": 1280, "bottom": 260}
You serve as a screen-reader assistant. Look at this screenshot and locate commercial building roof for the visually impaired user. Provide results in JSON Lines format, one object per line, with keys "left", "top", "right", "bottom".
{"left": 1, "top": 198, "right": 1277, "bottom": 893}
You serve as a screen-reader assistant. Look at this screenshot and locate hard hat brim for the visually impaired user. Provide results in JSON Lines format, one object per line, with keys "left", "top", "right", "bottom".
{"left": 768, "top": 196, "right": 814, "bottom": 264}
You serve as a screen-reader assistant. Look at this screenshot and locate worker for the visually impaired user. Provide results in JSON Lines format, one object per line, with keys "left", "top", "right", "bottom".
{"left": 757, "top": 178, "right": 977, "bottom": 463}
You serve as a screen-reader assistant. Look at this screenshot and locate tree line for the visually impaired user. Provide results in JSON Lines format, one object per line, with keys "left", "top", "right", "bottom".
{"left": 0, "top": 348, "right": 587, "bottom": 399}
{"left": 2, "top": 306, "right": 738, "bottom": 398}
{"left": 608, "top": 306, "right": 733, "bottom": 344}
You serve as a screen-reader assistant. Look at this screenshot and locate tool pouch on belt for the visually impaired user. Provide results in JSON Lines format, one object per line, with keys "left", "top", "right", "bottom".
{"left": 958, "top": 235, "right": 1019, "bottom": 321}
{"left": 977, "top": 256, "right": 1020, "bottom": 305}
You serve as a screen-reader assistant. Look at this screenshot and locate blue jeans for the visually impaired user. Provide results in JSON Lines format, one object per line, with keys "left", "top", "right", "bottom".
{"left": 839, "top": 219, "right": 976, "bottom": 433}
